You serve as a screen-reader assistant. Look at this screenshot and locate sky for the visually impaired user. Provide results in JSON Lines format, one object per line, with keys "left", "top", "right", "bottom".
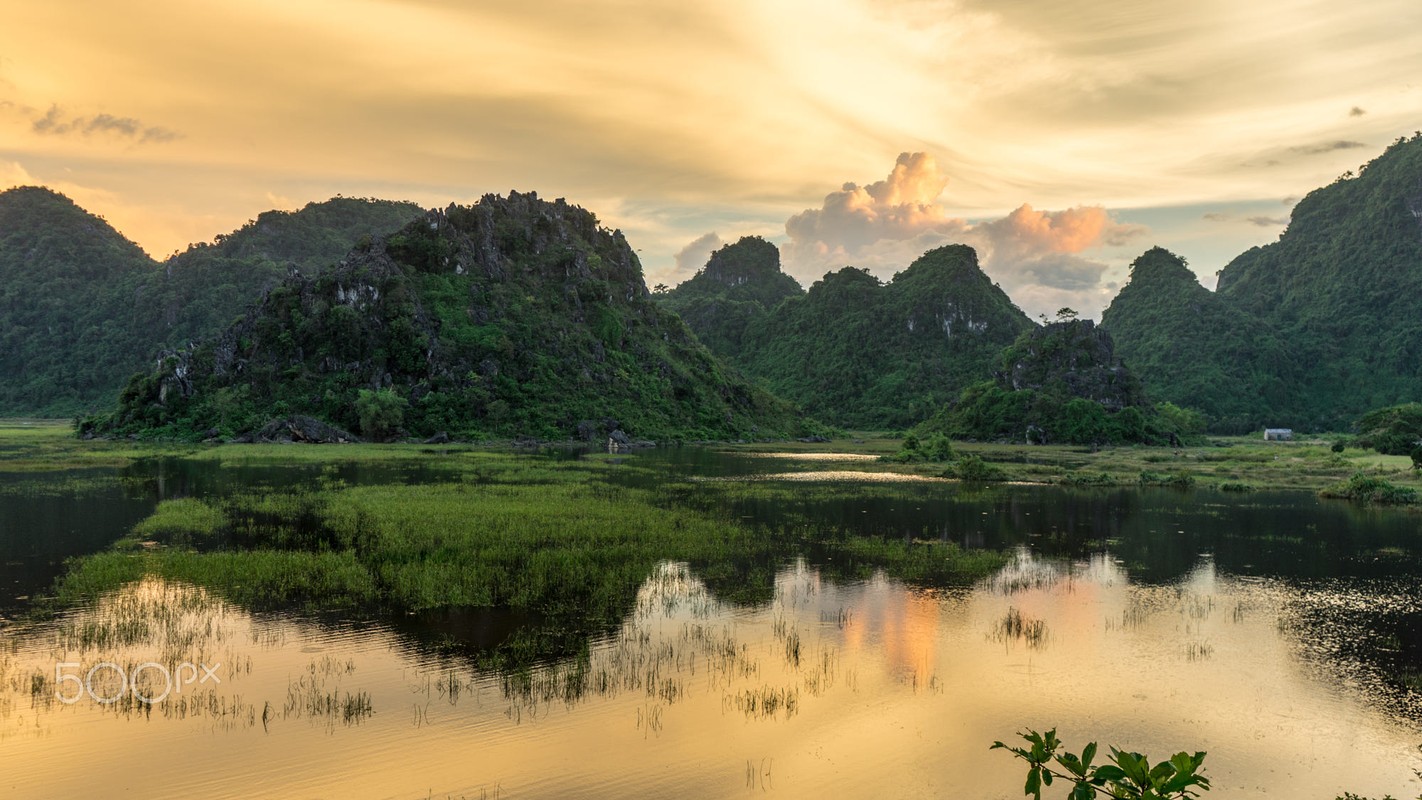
{"left": 3, "top": 0, "right": 1420, "bottom": 319}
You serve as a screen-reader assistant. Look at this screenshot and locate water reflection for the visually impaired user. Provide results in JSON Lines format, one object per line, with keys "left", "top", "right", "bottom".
{"left": 3, "top": 554, "right": 1420, "bottom": 799}
{"left": 3, "top": 447, "right": 1422, "bottom": 797}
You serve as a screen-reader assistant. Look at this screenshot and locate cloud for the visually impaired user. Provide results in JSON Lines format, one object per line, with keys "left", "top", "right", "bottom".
{"left": 1349, "top": 106, "right": 1367, "bottom": 117}
{"left": 674, "top": 231, "right": 724, "bottom": 273}
{"left": 783, "top": 152, "right": 968, "bottom": 267}
{"left": 1203, "top": 210, "right": 1289, "bottom": 228}
{"left": 0, "top": 159, "right": 37, "bottom": 187}
{"left": 1012, "top": 254, "right": 1109, "bottom": 291}
{"left": 30, "top": 104, "right": 179, "bottom": 144}
{"left": 780, "top": 152, "right": 1143, "bottom": 317}
{"left": 1246, "top": 215, "right": 1288, "bottom": 227}
{"left": 1287, "top": 139, "right": 1366, "bottom": 156}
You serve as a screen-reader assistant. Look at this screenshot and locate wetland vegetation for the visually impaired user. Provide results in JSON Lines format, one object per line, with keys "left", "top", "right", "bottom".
{"left": 2, "top": 421, "right": 1422, "bottom": 797}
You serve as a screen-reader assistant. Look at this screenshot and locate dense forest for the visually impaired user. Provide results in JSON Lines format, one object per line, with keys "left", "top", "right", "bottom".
{"left": 1099, "top": 247, "right": 1295, "bottom": 432}
{"left": 90, "top": 193, "right": 805, "bottom": 442}
{"left": 656, "top": 236, "right": 803, "bottom": 357}
{"left": 0, "top": 186, "right": 421, "bottom": 416}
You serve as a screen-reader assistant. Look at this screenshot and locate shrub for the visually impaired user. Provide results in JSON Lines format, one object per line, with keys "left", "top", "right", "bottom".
{"left": 1320, "top": 472, "right": 1419, "bottom": 505}
{"left": 954, "top": 454, "right": 1005, "bottom": 482}
{"left": 355, "top": 388, "right": 408, "bottom": 442}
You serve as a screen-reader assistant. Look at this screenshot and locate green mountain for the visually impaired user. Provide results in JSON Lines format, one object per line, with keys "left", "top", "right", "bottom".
{"left": 1099, "top": 247, "right": 1295, "bottom": 432}
{"left": 1098, "top": 135, "right": 1422, "bottom": 432}
{"left": 920, "top": 318, "right": 1175, "bottom": 445}
{"left": 733, "top": 245, "right": 1035, "bottom": 429}
{"left": 138, "top": 197, "right": 425, "bottom": 351}
{"left": 93, "top": 192, "right": 805, "bottom": 441}
{"left": 1212, "top": 133, "right": 1422, "bottom": 428}
{"left": 0, "top": 187, "right": 423, "bottom": 416}
{"left": 657, "top": 236, "right": 803, "bottom": 357}
{"left": 0, "top": 187, "right": 156, "bottom": 415}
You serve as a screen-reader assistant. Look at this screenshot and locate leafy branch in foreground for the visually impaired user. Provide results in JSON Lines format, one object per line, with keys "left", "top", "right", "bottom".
{"left": 992, "top": 728, "right": 1209, "bottom": 800}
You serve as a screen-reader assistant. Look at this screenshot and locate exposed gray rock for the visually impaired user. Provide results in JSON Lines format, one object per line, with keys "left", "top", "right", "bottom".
{"left": 251, "top": 415, "right": 361, "bottom": 444}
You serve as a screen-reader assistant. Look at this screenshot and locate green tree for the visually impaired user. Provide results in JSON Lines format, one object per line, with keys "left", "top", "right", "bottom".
{"left": 356, "top": 388, "right": 408, "bottom": 441}
{"left": 1355, "top": 403, "right": 1422, "bottom": 455}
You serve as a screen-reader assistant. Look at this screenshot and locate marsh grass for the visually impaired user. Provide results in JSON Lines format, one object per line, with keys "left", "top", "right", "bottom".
{"left": 49, "top": 449, "right": 1009, "bottom": 635}
{"left": 991, "top": 606, "right": 1049, "bottom": 649}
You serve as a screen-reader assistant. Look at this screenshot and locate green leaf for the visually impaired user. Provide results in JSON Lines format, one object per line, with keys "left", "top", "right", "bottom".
{"left": 1082, "top": 741, "right": 1097, "bottom": 769}
{"left": 1026, "top": 766, "right": 1042, "bottom": 800}
{"left": 1057, "top": 753, "right": 1085, "bottom": 777}
{"left": 1093, "top": 765, "right": 1127, "bottom": 782}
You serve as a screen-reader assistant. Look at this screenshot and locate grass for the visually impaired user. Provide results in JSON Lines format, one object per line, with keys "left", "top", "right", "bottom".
{"left": 45, "top": 449, "right": 1009, "bottom": 635}
{"left": 0, "top": 419, "right": 198, "bottom": 473}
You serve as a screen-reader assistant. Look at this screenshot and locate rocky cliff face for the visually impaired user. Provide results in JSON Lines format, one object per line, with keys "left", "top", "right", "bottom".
{"left": 998, "top": 319, "right": 1145, "bottom": 412}
{"left": 97, "top": 192, "right": 803, "bottom": 441}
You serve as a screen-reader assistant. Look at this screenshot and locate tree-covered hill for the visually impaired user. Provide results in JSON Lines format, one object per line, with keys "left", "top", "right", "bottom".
{"left": 920, "top": 318, "right": 1183, "bottom": 445}
{"left": 657, "top": 236, "right": 803, "bottom": 357}
{"left": 1213, "top": 133, "right": 1422, "bottom": 428}
{"left": 1099, "top": 247, "right": 1296, "bottom": 432}
{"left": 0, "top": 187, "right": 154, "bottom": 415}
{"left": 734, "top": 245, "right": 1036, "bottom": 429}
{"left": 0, "top": 187, "right": 423, "bottom": 416}
{"left": 92, "top": 192, "right": 806, "bottom": 441}
{"left": 1095, "top": 135, "right": 1422, "bottom": 432}
{"left": 139, "top": 198, "right": 425, "bottom": 350}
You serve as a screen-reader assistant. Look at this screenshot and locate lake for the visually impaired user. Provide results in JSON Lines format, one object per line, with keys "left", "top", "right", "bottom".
{"left": 1, "top": 446, "right": 1419, "bottom": 798}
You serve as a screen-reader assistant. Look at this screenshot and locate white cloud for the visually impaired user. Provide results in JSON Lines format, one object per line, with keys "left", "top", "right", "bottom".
{"left": 779, "top": 153, "right": 1145, "bottom": 318}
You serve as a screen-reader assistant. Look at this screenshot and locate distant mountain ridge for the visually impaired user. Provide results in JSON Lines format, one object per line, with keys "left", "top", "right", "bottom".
{"left": 661, "top": 241, "right": 1036, "bottom": 429}
{"left": 0, "top": 186, "right": 423, "bottom": 416}
{"left": 1103, "top": 133, "right": 1422, "bottom": 431}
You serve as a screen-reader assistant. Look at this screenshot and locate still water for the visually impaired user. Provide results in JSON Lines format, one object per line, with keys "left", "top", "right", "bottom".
{"left": 1, "top": 448, "right": 1420, "bottom": 799}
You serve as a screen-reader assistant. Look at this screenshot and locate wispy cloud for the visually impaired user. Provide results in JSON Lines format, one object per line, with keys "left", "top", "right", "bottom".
{"left": 1246, "top": 215, "right": 1289, "bottom": 227}
{"left": 30, "top": 105, "right": 179, "bottom": 144}
{"left": 1287, "top": 140, "right": 1365, "bottom": 156}
{"left": 1203, "top": 210, "right": 1289, "bottom": 228}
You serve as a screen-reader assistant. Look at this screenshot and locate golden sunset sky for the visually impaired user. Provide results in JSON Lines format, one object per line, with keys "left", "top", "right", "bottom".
{"left": 3, "top": 0, "right": 1420, "bottom": 316}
